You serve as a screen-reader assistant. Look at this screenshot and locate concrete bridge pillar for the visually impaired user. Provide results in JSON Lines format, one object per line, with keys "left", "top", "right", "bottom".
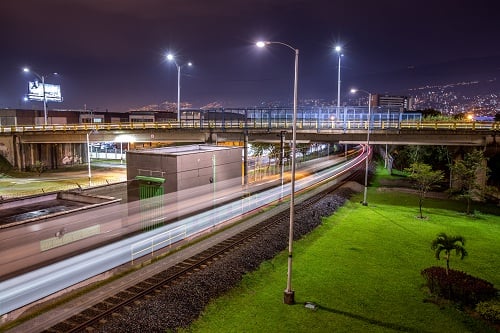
{"left": 378, "top": 145, "right": 394, "bottom": 174}
{"left": 3, "top": 141, "right": 87, "bottom": 171}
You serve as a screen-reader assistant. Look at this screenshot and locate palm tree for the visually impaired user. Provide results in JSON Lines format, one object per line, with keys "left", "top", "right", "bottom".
{"left": 431, "top": 232, "right": 468, "bottom": 274}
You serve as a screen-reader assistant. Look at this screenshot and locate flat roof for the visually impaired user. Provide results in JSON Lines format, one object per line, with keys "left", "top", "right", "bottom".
{"left": 128, "top": 144, "right": 240, "bottom": 156}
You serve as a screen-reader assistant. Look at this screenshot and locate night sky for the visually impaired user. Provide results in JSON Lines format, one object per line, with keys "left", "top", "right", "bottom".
{"left": 0, "top": 0, "right": 498, "bottom": 112}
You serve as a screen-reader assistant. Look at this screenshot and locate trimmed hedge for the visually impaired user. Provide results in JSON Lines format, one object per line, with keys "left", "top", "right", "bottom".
{"left": 421, "top": 266, "right": 497, "bottom": 306}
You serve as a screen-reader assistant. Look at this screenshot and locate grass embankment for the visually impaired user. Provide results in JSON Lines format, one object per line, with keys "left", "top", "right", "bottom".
{"left": 184, "top": 169, "right": 500, "bottom": 333}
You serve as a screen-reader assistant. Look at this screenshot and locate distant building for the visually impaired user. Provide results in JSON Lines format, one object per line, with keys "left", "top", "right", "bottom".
{"left": 372, "top": 94, "right": 413, "bottom": 111}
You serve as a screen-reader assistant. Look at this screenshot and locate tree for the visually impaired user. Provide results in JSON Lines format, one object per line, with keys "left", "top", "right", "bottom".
{"left": 250, "top": 142, "right": 284, "bottom": 180}
{"left": 405, "top": 162, "right": 444, "bottom": 219}
{"left": 250, "top": 143, "right": 270, "bottom": 181}
{"left": 450, "top": 149, "right": 489, "bottom": 215}
{"left": 267, "top": 143, "right": 281, "bottom": 167}
{"left": 419, "top": 108, "right": 442, "bottom": 119}
{"left": 393, "top": 145, "right": 433, "bottom": 170}
{"left": 434, "top": 146, "right": 453, "bottom": 189}
{"left": 431, "top": 233, "right": 468, "bottom": 274}
{"left": 406, "top": 145, "right": 425, "bottom": 165}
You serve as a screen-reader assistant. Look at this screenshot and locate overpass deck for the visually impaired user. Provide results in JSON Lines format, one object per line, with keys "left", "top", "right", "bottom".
{"left": 1, "top": 119, "right": 498, "bottom": 146}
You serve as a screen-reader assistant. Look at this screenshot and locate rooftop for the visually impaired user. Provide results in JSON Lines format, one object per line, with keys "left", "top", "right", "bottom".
{"left": 128, "top": 144, "right": 239, "bottom": 156}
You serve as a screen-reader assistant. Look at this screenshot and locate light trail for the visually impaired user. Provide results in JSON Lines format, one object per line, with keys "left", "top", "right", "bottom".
{"left": 0, "top": 148, "right": 367, "bottom": 316}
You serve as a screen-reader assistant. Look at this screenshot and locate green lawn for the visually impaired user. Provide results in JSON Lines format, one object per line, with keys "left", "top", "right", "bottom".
{"left": 183, "top": 178, "right": 500, "bottom": 332}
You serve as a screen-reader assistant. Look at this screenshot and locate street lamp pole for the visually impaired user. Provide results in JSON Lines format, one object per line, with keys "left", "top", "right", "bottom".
{"left": 167, "top": 54, "right": 192, "bottom": 123}
{"left": 23, "top": 67, "right": 53, "bottom": 125}
{"left": 177, "top": 64, "right": 181, "bottom": 122}
{"left": 86, "top": 127, "right": 100, "bottom": 186}
{"left": 256, "top": 40, "right": 298, "bottom": 305}
{"left": 87, "top": 132, "right": 92, "bottom": 186}
{"left": 41, "top": 75, "right": 47, "bottom": 125}
{"left": 351, "top": 88, "right": 372, "bottom": 206}
{"left": 335, "top": 45, "right": 342, "bottom": 109}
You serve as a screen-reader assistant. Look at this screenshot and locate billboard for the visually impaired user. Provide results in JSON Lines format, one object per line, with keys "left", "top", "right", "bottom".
{"left": 27, "top": 81, "right": 63, "bottom": 102}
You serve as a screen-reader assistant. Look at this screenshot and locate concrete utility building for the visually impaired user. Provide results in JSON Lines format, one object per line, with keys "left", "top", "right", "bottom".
{"left": 126, "top": 144, "right": 243, "bottom": 202}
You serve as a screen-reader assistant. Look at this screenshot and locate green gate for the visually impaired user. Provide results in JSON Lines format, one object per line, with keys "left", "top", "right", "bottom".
{"left": 135, "top": 176, "right": 165, "bottom": 231}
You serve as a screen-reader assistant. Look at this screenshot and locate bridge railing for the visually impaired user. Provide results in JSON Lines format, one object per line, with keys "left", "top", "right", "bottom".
{"left": 1, "top": 119, "right": 499, "bottom": 134}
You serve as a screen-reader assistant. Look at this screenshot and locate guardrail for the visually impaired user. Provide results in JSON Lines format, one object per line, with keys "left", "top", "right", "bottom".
{"left": 131, "top": 224, "right": 188, "bottom": 263}
{"left": 1, "top": 120, "right": 500, "bottom": 134}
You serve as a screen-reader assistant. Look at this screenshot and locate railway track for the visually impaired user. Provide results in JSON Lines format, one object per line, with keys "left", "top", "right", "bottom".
{"left": 39, "top": 165, "right": 364, "bottom": 333}
{"left": 47, "top": 211, "right": 290, "bottom": 332}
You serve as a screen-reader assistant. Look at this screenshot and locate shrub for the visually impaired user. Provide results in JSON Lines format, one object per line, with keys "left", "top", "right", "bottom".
{"left": 0, "top": 155, "right": 12, "bottom": 175}
{"left": 476, "top": 300, "right": 500, "bottom": 323}
{"left": 421, "top": 266, "right": 497, "bottom": 305}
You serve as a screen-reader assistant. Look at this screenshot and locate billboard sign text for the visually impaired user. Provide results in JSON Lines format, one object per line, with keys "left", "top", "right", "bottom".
{"left": 27, "top": 81, "right": 63, "bottom": 102}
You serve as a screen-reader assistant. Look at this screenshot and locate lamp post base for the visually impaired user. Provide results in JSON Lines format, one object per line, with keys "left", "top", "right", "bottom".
{"left": 284, "top": 290, "right": 295, "bottom": 305}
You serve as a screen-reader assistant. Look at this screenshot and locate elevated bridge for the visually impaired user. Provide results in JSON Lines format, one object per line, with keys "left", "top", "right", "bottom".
{"left": 0, "top": 106, "right": 498, "bottom": 170}
{"left": 1, "top": 118, "right": 498, "bottom": 145}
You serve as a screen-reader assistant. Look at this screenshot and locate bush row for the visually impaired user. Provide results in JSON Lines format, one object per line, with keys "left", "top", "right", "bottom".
{"left": 421, "top": 266, "right": 497, "bottom": 306}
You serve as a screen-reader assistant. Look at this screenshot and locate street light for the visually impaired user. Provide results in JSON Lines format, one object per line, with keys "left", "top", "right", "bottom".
{"left": 87, "top": 131, "right": 92, "bottom": 186}
{"left": 256, "top": 40, "right": 298, "bottom": 305}
{"left": 166, "top": 53, "right": 192, "bottom": 123}
{"left": 350, "top": 88, "right": 371, "bottom": 206}
{"left": 23, "top": 67, "right": 58, "bottom": 125}
{"left": 334, "top": 45, "right": 343, "bottom": 109}
{"left": 86, "top": 129, "right": 99, "bottom": 186}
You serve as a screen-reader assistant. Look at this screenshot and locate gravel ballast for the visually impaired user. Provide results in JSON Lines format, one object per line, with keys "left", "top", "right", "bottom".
{"left": 97, "top": 188, "right": 355, "bottom": 332}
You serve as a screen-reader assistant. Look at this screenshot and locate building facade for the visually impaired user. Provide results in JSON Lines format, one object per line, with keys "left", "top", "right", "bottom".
{"left": 372, "top": 94, "right": 413, "bottom": 111}
{"left": 126, "top": 144, "right": 243, "bottom": 201}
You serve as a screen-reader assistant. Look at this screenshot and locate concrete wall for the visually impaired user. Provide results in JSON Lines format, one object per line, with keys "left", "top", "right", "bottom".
{"left": 177, "top": 148, "right": 241, "bottom": 189}
{"left": 83, "top": 182, "right": 129, "bottom": 202}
